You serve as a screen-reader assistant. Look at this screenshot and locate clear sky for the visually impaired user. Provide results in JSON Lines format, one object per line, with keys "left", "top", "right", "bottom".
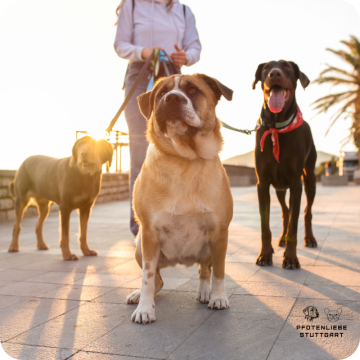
{"left": 1, "top": 0, "right": 360, "bottom": 171}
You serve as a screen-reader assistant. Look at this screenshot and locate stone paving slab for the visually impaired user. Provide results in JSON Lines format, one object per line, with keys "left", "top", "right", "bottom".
{"left": 7, "top": 302, "right": 132, "bottom": 350}
{"left": 1, "top": 343, "right": 75, "bottom": 360}
{"left": 169, "top": 312, "right": 286, "bottom": 360}
{"left": 83, "top": 306, "right": 214, "bottom": 359}
{"left": 0, "top": 185, "right": 359, "bottom": 360}
{"left": 0, "top": 298, "right": 84, "bottom": 342}
{"left": 69, "top": 351, "right": 158, "bottom": 360}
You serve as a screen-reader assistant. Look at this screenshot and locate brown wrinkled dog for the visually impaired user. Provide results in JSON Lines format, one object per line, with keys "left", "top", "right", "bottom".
{"left": 252, "top": 60, "right": 317, "bottom": 270}
{"left": 126, "top": 74, "right": 233, "bottom": 324}
{"left": 8, "top": 136, "right": 113, "bottom": 260}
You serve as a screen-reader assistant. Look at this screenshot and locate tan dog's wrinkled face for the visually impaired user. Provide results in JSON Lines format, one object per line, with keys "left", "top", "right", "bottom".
{"left": 138, "top": 74, "right": 233, "bottom": 160}
{"left": 70, "top": 136, "right": 113, "bottom": 175}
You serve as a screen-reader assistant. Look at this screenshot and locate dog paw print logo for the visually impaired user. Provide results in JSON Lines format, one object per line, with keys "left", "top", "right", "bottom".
{"left": 303, "top": 306, "right": 319, "bottom": 322}
{"left": 325, "top": 308, "right": 342, "bottom": 322}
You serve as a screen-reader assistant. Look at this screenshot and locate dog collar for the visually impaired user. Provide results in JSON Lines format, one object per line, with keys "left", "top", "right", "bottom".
{"left": 260, "top": 112, "right": 295, "bottom": 129}
{"left": 259, "top": 102, "right": 298, "bottom": 129}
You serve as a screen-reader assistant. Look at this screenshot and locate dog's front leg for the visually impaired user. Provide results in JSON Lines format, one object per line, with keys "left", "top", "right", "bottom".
{"left": 208, "top": 229, "right": 229, "bottom": 310}
{"left": 131, "top": 228, "right": 160, "bottom": 324}
{"left": 78, "top": 204, "right": 97, "bottom": 256}
{"left": 59, "top": 206, "right": 78, "bottom": 261}
{"left": 256, "top": 183, "right": 274, "bottom": 266}
{"left": 283, "top": 182, "right": 302, "bottom": 269}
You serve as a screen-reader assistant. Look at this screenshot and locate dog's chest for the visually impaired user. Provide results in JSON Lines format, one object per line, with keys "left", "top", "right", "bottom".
{"left": 155, "top": 212, "right": 210, "bottom": 262}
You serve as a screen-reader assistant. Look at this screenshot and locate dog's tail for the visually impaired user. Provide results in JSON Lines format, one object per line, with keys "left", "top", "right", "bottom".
{"left": 8, "top": 180, "right": 15, "bottom": 198}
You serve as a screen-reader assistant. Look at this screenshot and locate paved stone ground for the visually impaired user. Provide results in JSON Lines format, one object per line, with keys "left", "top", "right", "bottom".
{"left": 0, "top": 185, "right": 359, "bottom": 360}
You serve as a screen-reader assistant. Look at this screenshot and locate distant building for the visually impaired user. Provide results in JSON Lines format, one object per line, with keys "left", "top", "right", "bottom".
{"left": 339, "top": 151, "right": 359, "bottom": 181}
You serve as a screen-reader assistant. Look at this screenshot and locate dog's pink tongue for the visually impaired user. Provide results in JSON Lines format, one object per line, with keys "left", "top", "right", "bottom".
{"left": 268, "top": 88, "right": 285, "bottom": 113}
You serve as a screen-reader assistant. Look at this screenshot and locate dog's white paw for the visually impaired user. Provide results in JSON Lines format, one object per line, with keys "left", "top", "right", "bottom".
{"left": 208, "top": 294, "right": 229, "bottom": 310}
{"left": 196, "top": 279, "right": 210, "bottom": 303}
{"left": 126, "top": 289, "right": 141, "bottom": 304}
{"left": 131, "top": 304, "right": 156, "bottom": 324}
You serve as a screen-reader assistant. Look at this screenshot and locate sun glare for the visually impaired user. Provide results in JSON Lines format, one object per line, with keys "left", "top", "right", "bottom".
{"left": 87, "top": 128, "right": 107, "bottom": 141}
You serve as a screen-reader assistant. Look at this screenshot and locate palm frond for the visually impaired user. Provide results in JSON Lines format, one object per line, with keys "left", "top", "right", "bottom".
{"left": 326, "top": 49, "right": 359, "bottom": 69}
{"left": 324, "top": 98, "right": 357, "bottom": 135}
{"left": 316, "top": 65, "right": 359, "bottom": 82}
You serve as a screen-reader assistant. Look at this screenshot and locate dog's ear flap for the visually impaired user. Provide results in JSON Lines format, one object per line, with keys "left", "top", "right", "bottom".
{"left": 289, "top": 61, "right": 310, "bottom": 90}
{"left": 337, "top": 308, "right": 342, "bottom": 316}
{"left": 98, "top": 140, "right": 114, "bottom": 167}
{"left": 303, "top": 307, "right": 309, "bottom": 316}
{"left": 137, "top": 91, "right": 153, "bottom": 120}
{"left": 252, "top": 63, "right": 266, "bottom": 90}
{"left": 324, "top": 308, "right": 330, "bottom": 316}
{"left": 198, "top": 74, "right": 233, "bottom": 101}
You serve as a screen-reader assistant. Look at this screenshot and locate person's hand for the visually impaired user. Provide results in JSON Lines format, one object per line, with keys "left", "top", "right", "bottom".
{"left": 170, "top": 44, "right": 187, "bottom": 66}
{"left": 141, "top": 46, "right": 163, "bottom": 60}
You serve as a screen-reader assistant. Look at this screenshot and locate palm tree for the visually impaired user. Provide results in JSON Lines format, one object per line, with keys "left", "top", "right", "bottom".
{"left": 312, "top": 35, "right": 360, "bottom": 160}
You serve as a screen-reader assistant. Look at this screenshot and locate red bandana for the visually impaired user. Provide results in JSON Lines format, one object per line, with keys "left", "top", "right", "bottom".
{"left": 260, "top": 107, "right": 304, "bottom": 163}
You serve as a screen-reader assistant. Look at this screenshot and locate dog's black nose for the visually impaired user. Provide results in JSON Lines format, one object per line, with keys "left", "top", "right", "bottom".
{"left": 164, "top": 93, "right": 187, "bottom": 104}
{"left": 269, "top": 69, "right": 282, "bottom": 78}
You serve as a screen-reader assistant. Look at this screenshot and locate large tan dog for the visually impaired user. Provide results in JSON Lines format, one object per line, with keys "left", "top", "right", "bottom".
{"left": 126, "top": 74, "right": 233, "bottom": 324}
{"left": 8, "top": 136, "right": 113, "bottom": 260}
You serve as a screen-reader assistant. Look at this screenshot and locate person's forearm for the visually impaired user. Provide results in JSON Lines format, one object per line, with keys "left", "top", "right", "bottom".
{"left": 114, "top": 41, "right": 144, "bottom": 62}
{"left": 185, "top": 47, "right": 201, "bottom": 66}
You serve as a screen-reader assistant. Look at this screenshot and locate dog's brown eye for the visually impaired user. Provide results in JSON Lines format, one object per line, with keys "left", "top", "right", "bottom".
{"left": 189, "top": 86, "right": 197, "bottom": 94}
{"left": 285, "top": 66, "right": 291, "bottom": 71}
{"left": 263, "top": 68, "right": 268, "bottom": 73}
{"left": 160, "top": 90, "right": 167, "bottom": 97}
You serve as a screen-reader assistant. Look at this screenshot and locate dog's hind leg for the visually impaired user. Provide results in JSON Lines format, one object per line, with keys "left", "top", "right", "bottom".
{"left": 276, "top": 190, "right": 289, "bottom": 247}
{"left": 34, "top": 197, "right": 50, "bottom": 250}
{"left": 303, "top": 146, "right": 317, "bottom": 248}
{"left": 78, "top": 204, "right": 97, "bottom": 256}
{"left": 59, "top": 206, "right": 78, "bottom": 261}
{"left": 8, "top": 196, "right": 30, "bottom": 252}
{"left": 197, "top": 256, "right": 211, "bottom": 303}
{"left": 208, "top": 228, "right": 229, "bottom": 309}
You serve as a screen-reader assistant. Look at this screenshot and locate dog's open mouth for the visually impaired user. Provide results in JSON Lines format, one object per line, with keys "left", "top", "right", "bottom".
{"left": 266, "top": 85, "right": 290, "bottom": 113}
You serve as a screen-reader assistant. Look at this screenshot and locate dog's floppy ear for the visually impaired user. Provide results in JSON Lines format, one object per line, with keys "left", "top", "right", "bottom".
{"left": 324, "top": 308, "right": 330, "bottom": 316}
{"left": 289, "top": 61, "right": 310, "bottom": 89}
{"left": 303, "top": 307, "right": 309, "bottom": 316}
{"left": 137, "top": 91, "right": 153, "bottom": 120}
{"left": 69, "top": 138, "right": 80, "bottom": 167}
{"left": 198, "top": 74, "right": 233, "bottom": 101}
{"left": 252, "top": 63, "right": 266, "bottom": 90}
{"left": 98, "top": 139, "right": 114, "bottom": 167}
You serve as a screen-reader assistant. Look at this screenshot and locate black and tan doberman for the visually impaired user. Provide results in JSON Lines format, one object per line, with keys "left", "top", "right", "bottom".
{"left": 252, "top": 60, "right": 317, "bottom": 269}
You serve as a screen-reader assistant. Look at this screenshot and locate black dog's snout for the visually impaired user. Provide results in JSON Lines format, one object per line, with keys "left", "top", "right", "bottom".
{"left": 165, "top": 93, "right": 187, "bottom": 104}
{"left": 269, "top": 69, "right": 282, "bottom": 78}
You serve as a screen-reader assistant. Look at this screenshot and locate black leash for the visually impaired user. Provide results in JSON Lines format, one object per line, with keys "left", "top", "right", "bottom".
{"left": 106, "top": 50, "right": 155, "bottom": 134}
{"left": 221, "top": 121, "right": 258, "bottom": 135}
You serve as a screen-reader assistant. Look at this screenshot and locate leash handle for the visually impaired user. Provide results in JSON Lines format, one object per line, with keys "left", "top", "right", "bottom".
{"left": 106, "top": 50, "right": 156, "bottom": 135}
